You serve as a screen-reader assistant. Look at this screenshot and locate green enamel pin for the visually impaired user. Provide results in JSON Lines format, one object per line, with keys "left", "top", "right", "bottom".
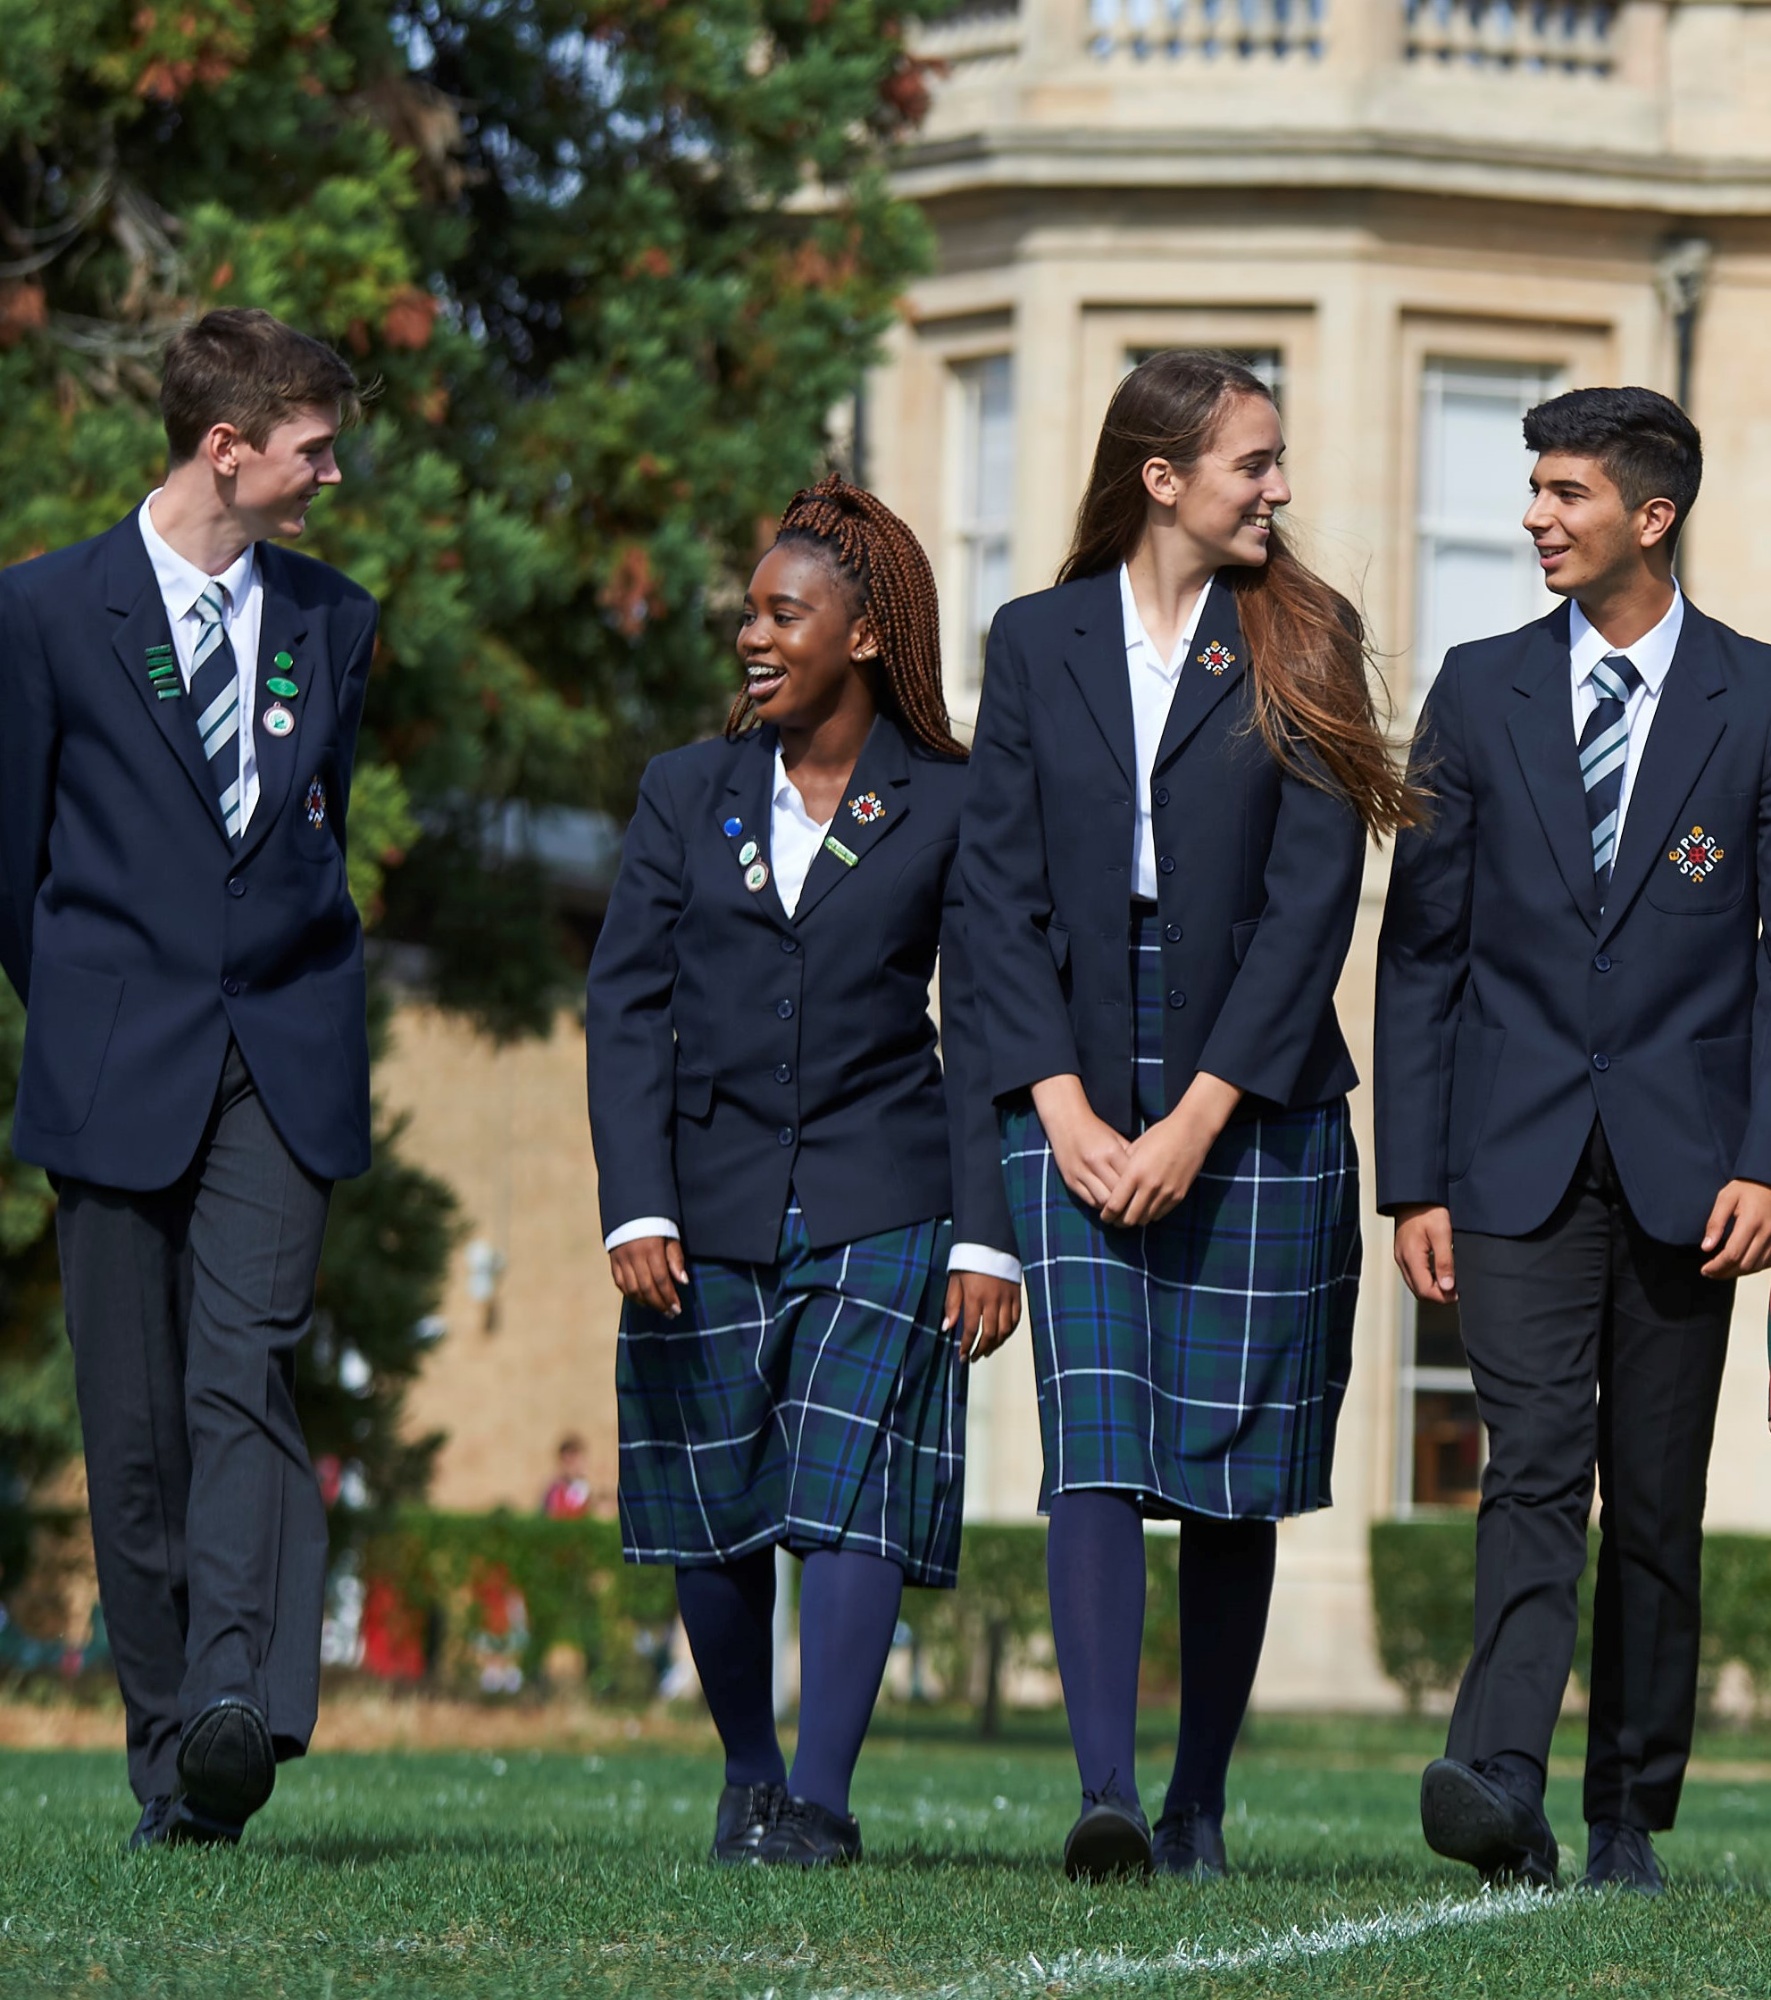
{"left": 267, "top": 676, "right": 299, "bottom": 698}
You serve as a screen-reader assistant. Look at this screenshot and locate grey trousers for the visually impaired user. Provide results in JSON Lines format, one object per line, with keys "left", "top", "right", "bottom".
{"left": 57, "top": 1043, "right": 333, "bottom": 1802}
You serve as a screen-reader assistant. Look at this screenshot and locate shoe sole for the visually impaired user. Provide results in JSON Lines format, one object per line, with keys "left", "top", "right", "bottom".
{"left": 1420, "top": 1761, "right": 1555, "bottom": 1886}
{"left": 1065, "top": 1809, "right": 1154, "bottom": 1882}
{"left": 177, "top": 1702, "right": 275, "bottom": 1823}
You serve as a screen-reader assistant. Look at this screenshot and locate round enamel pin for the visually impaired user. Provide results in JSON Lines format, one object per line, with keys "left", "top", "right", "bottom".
{"left": 744, "top": 860, "right": 770, "bottom": 893}
{"left": 263, "top": 702, "right": 295, "bottom": 738}
{"left": 739, "top": 840, "right": 759, "bottom": 866}
{"left": 723, "top": 816, "right": 743, "bottom": 838}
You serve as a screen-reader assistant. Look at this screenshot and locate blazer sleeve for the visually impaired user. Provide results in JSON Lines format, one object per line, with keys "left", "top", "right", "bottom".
{"left": 1732, "top": 700, "right": 1771, "bottom": 1187}
{"left": 1195, "top": 740, "right": 1366, "bottom": 1108}
{"left": 958, "top": 609, "right": 1082, "bottom": 1099}
{"left": 1372, "top": 653, "right": 1475, "bottom": 1213}
{"left": 937, "top": 845, "right": 1019, "bottom": 1260}
{"left": 0, "top": 571, "right": 57, "bottom": 1003}
{"left": 334, "top": 599, "right": 378, "bottom": 815}
{"left": 585, "top": 755, "right": 686, "bottom": 1237}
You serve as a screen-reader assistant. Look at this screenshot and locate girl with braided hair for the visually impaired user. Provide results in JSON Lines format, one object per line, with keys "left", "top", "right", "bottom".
{"left": 960, "top": 351, "right": 1421, "bottom": 1882}
{"left": 587, "top": 474, "right": 1021, "bottom": 1867}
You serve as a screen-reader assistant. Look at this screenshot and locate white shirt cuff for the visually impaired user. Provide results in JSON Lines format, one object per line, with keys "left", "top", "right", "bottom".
{"left": 604, "top": 1217, "right": 681, "bottom": 1253}
{"left": 947, "top": 1243, "right": 1023, "bottom": 1285}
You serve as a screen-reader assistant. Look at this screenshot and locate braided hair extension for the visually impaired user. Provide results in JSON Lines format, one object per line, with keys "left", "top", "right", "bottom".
{"left": 726, "top": 473, "right": 966, "bottom": 758}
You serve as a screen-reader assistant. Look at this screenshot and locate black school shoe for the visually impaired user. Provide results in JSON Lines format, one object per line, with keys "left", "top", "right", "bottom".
{"left": 710, "top": 1781, "right": 787, "bottom": 1864}
{"left": 753, "top": 1794, "right": 862, "bottom": 1866}
{"left": 177, "top": 1698, "right": 276, "bottom": 1825}
{"left": 1063, "top": 1780, "right": 1153, "bottom": 1881}
{"left": 1581, "top": 1822, "right": 1665, "bottom": 1896}
{"left": 1152, "top": 1804, "right": 1228, "bottom": 1879}
{"left": 1420, "top": 1758, "right": 1558, "bottom": 1888}
{"left": 129, "top": 1794, "right": 245, "bottom": 1851}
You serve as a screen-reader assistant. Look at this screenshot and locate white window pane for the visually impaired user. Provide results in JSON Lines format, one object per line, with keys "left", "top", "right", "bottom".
{"left": 1420, "top": 544, "right": 1523, "bottom": 673}
{"left": 1435, "top": 390, "right": 1535, "bottom": 527}
{"left": 951, "top": 355, "right": 1016, "bottom": 704}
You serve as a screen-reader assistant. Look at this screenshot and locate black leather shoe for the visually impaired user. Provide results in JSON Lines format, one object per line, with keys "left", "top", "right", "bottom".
{"left": 130, "top": 1794, "right": 244, "bottom": 1850}
{"left": 177, "top": 1698, "right": 275, "bottom": 1824}
{"left": 1581, "top": 1821, "right": 1664, "bottom": 1896}
{"left": 1152, "top": 1804, "right": 1227, "bottom": 1879}
{"left": 1063, "top": 1780, "right": 1153, "bottom": 1881}
{"left": 709, "top": 1780, "right": 787, "bottom": 1864}
{"left": 1421, "top": 1758, "right": 1557, "bottom": 1888}
{"left": 753, "top": 1794, "right": 862, "bottom": 1866}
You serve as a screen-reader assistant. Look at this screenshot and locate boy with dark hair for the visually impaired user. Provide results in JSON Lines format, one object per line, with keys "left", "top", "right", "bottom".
{"left": 1377, "top": 384, "right": 1771, "bottom": 1895}
{"left": 0, "top": 308, "right": 378, "bottom": 1847}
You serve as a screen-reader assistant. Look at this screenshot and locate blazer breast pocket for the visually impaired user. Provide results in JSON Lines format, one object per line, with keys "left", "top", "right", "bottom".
{"left": 1644, "top": 793, "right": 1750, "bottom": 913}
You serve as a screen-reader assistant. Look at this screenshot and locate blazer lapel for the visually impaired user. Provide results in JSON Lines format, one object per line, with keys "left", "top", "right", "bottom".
{"left": 1061, "top": 570, "right": 1136, "bottom": 787}
{"left": 104, "top": 520, "right": 231, "bottom": 844}
{"left": 790, "top": 713, "right": 913, "bottom": 924}
{"left": 721, "top": 731, "right": 794, "bottom": 932}
{"left": 1504, "top": 606, "right": 1600, "bottom": 931}
{"left": 1151, "top": 578, "right": 1248, "bottom": 775}
{"left": 235, "top": 547, "right": 312, "bottom": 866}
{"left": 1597, "top": 610, "right": 1727, "bottom": 943}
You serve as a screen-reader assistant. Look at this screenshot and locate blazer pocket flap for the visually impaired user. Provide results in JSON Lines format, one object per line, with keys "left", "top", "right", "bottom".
{"left": 1231, "top": 918, "right": 1260, "bottom": 965}
{"left": 1045, "top": 923, "right": 1070, "bottom": 969}
{"left": 674, "top": 1066, "right": 714, "bottom": 1119}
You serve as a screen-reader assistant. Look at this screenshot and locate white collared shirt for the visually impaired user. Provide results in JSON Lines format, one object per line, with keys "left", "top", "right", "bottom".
{"left": 137, "top": 493, "right": 263, "bottom": 834}
{"left": 1121, "top": 563, "right": 1212, "bottom": 900}
{"left": 604, "top": 746, "right": 1023, "bottom": 1284}
{"left": 1569, "top": 584, "right": 1684, "bottom": 848}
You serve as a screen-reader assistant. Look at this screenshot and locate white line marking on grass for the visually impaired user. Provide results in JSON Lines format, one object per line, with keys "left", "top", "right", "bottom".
{"left": 795, "top": 1885, "right": 1554, "bottom": 1998}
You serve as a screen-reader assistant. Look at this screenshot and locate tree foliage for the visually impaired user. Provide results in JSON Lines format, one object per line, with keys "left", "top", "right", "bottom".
{"left": 0, "top": 0, "right": 942, "bottom": 1529}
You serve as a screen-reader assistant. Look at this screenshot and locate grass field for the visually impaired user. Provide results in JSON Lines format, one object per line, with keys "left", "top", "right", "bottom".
{"left": 3, "top": 1711, "right": 1771, "bottom": 1997}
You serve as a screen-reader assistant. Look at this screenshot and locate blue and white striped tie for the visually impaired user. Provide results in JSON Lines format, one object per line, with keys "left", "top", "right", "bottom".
{"left": 1579, "top": 651, "right": 1642, "bottom": 889}
{"left": 191, "top": 582, "right": 243, "bottom": 842}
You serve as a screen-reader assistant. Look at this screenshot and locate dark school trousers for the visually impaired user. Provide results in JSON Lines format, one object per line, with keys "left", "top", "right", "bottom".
{"left": 1447, "top": 1122, "right": 1732, "bottom": 1831}
{"left": 56, "top": 1042, "right": 333, "bottom": 1803}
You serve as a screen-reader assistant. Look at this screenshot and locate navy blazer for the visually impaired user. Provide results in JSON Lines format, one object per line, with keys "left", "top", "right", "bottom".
{"left": 585, "top": 715, "right": 1014, "bottom": 1266}
{"left": 0, "top": 514, "right": 376, "bottom": 1189}
{"left": 1375, "top": 598, "right": 1771, "bottom": 1245}
{"left": 959, "top": 569, "right": 1365, "bottom": 1131}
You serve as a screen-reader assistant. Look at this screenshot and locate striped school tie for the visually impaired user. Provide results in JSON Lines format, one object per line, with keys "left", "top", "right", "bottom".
{"left": 191, "top": 582, "right": 244, "bottom": 842}
{"left": 1579, "top": 651, "right": 1642, "bottom": 889}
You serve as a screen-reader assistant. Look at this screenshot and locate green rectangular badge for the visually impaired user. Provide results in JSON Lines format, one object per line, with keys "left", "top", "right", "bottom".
{"left": 823, "top": 835, "right": 859, "bottom": 868}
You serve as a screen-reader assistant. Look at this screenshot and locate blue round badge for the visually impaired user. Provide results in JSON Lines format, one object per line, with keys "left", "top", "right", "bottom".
{"left": 723, "top": 816, "right": 743, "bottom": 838}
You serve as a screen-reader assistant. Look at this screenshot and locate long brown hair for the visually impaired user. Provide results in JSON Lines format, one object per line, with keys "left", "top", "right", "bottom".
{"left": 727, "top": 474, "right": 965, "bottom": 759}
{"left": 1060, "top": 350, "right": 1421, "bottom": 838}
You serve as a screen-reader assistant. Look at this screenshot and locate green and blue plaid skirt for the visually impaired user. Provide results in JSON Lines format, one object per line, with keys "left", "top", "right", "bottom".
{"left": 1002, "top": 906, "right": 1360, "bottom": 1521}
{"left": 617, "top": 1200, "right": 966, "bottom": 1585}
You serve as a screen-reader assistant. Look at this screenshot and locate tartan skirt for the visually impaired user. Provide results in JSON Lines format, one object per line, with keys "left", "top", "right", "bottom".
{"left": 617, "top": 1200, "right": 967, "bottom": 1586}
{"left": 1002, "top": 906, "right": 1360, "bottom": 1522}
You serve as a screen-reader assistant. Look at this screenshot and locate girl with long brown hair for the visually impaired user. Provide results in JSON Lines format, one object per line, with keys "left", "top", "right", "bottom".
{"left": 588, "top": 475, "right": 1020, "bottom": 1867}
{"left": 959, "top": 350, "right": 1417, "bottom": 1882}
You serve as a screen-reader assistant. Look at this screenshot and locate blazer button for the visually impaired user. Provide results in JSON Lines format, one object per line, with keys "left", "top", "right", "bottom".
{"left": 1154, "top": 786, "right": 1170, "bottom": 808}
{"left": 1165, "top": 922, "right": 1182, "bottom": 943}
{"left": 1158, "top": 855, "right": 1176, "bottom": 875}
{"left": 775, "top": 1063, "right": 792, "bottom": 1084}
{"left": 227, "top": 878, "right": 246, "bottom": 899}
{"left": 776, "top": 999, "right": 794, "bottom": 1019}
{"left": 222, "top": 976, "right": 240, "bottom": 996}
{"left": 1168, "top": 989, "right": 1186, "bottom": 1009}
{"left": 1594, "top": 953, "right": 1611, "bottom": 972}
{"left": 780, "top": 937, "right": 799, "bottom": 953}
{"left": 777, "top": 1126, "right": 795, "bottom": 1147}
{"left": 1592, "top": 1052, "right": 1610, "bottom": 1072}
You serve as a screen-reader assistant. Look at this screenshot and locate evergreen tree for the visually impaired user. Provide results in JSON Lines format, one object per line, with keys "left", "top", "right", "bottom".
{"left": 0, "top": 0, "right": 942, "bottom": 1524}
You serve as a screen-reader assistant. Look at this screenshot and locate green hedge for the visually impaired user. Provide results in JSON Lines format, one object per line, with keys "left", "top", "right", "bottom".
{"left": 1370, "top": 1521, "right": 1771, "bottom": 1715}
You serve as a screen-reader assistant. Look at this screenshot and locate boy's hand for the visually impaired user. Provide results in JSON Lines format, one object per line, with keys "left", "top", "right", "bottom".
{"left": 1701, "top": 1180, "right": 1771, "bottom": 1279}
{"left": 610, "top": 1237, "right": 689, "bottom": 1317}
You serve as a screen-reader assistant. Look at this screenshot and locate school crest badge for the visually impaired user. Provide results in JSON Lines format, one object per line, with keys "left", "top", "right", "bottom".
{"left": 1196, "top": 640, "right": 1236, "bottom": 675}
{"left": 305, "top": 778, "right": 327, "bottom": 830}
{"left": 1667, "top": 824, "right": 1724, "bottom": 885}
{"left": 848, "top": 791, "right": 885, "bottom": 827}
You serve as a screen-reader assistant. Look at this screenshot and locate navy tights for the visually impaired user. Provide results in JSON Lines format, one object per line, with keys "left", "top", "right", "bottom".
{"left": 675, "top": 1547, "right": 903, "bottom": 1819}
{"left": 1046, "top": 1490, "right": 1276, "bottom": 1819}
